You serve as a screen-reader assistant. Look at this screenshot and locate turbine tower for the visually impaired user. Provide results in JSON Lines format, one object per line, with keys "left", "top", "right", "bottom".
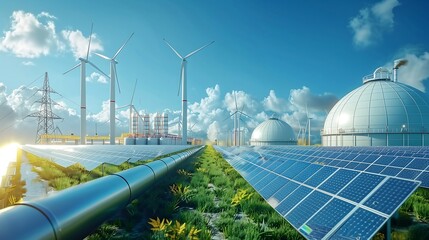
{"left": 95, "top": 33, "right": 134, "bottom": 145}
{"left": 63, "top": 24, "right": 109, "bottom": 145}
{"left": 164, "top": 39, "right": 214, "bottom": 145}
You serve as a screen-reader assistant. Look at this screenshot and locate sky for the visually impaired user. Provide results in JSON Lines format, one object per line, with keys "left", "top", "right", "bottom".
{"left": 1, "top": 0, "right": 429, "bottom": 145}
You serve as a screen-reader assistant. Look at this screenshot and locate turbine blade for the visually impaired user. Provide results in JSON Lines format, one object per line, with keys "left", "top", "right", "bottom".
{"left": 163, "top": 38, "right": 183, "bottom": 59}
{"left": 86, "top": 23, "right": 93, "bottom": 61}
{"left": 184, "top": 40, "right": 215, "bottom": 59}
{"left": 114, "top": 65, "right": 121, "bottom": 93}
{"left": 94, "top": 52, "right": 111, "bottom": 60}
{"left": 87, "top": 61, "right": 110, "bottom": 79}
{"left": 113, "top": 32, "right": 134, "bottom": 59}
{"left": 130, "top": 78, "right": 138, "bottom": 105}
{"left": 63, "top": 63, "right": 81, "bottom": 75}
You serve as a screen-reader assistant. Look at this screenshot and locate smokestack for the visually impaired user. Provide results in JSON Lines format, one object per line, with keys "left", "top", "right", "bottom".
{"left": 393, "top": 59, "right": 408, "bottom": 82}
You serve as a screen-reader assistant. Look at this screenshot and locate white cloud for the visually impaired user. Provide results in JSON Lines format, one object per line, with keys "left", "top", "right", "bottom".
{"left": 37, "top": 12, "right": 57, "bottom": 19}
{"left": 289, "top": 86, "right": 338, "bottom": 113}
{"left": 349, "top": 0, "right": 400, "bottom": 47}
{"left": 86, "top": 72, "right": 108, "bottom": 84}
{"left": 62, "top": 29, "right": 103, "bottom": 59}
{"left": 395, "top": 52, "right": 429, "bottom": 92}
{"left": 263, "top": 90, "right": 290, "bottom": 113}
{"left": 22, "top": 61, "right": 35, "bottom": 66}
{"left": 0, "top": 11, "right": 64, "bottom": 58}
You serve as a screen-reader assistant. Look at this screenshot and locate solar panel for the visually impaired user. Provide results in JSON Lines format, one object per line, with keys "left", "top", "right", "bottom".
{"left": 215, "top": 145, "right": 421, "bottom": 240}
{"left": 21, "top": 145, "right": 194, "bottom": 171}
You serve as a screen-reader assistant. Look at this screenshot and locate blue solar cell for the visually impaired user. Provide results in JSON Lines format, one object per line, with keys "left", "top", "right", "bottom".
{"left": 362, "top": 154, "right": 380, "bottom": 163}
{"left": 338, "top": 173, "right": 384, "bottom": 203}
{"left": 364, "top": 178, "right": 419, "bottom": 214}
{"left": 407, "top": 158, "right": 429, "bottom": 170}
{"left": 336, "top": 160, "right": 349, "bottom": 168}
{"left": 344, "top": 161, "right": 358, "bottom": 170}
{"left": 375, "top": 155, "right": 396, "bottom": 165}
{"left": 293, "top": 164, "right": 322, "bottom": 183}
{"left": 286, "top": 190, "right": 331, "bottom": 227}
{"left": 281, "top": 162, "right": 310, "bottom": 178}
{"left": 253, "top": 172, "right": 277, "bottom": 191}
{"left": 416, "top": 172, "right": 429, "bottom": 188}
{"left": 305, "top": 166, "right": 337, "bottom": 187}
{"left": 248, "top": 169, "right": 269, "bottom": 185}
{"left": 275, "top": 186, "right": 312, "bottom": 216}
{"left": 330, "top": 208, "right": 386, "bottom": 240}
{"left": 353, "top": 154, "right": 368, "bottom": 162}
{"left": 389, "top": 156, "right": 413, "bottom": 168}
{"left": 271, "top": 181, "right": 300, "bottom": 202}
{"left": 271, "top": 160, "right": 295, "bottom": 173}
{"left": 330, "top": 159, "right": 341, "bottom": 166}
{"left": 319, "top": 169, "right": 359, "bottom": 194}
{"left": 302, "top": 199, "right": 354, "bottom": 239}
{"left": 366, "top": 164, "right": 385, "bottom": 174}
{"left": 354, "top": 163, "right": 370, "bottom": 171}
{"left": 380, "top": 167, "right": 402, "bottom": 176}
{"left": 397, "top": 169, "right": 421, "bottom": 179}
{"left": 259, "top": 176, "right": 289, "bottom": 199}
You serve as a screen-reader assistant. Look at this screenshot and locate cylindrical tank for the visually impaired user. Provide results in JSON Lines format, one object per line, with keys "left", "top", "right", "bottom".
{"left": 135, "top": 138, "right": 147, "bottom": 145}
{"left": 124, "top": 137, "right": 135, "bottom": 145}
{"left": 147, "top": 138, "right": 159, "bottom": 145}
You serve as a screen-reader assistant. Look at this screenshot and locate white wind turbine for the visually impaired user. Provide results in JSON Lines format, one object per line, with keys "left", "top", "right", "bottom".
{"left": 224, "top": 92, "right": 251, "bottom": 146}
{"left": 63, "top": 24, "right": 109, "bottom": 145}
{"left": 94, "top": 33, "right": 134, "bottom": 145}
{"left": 117, "top": 79, "right": 143, "bottom": 135}
{"left": 164, "top": 39, "right": 214, "bottom": 145}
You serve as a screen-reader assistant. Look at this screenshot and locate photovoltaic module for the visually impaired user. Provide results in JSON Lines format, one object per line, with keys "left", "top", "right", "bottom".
{"left": 214, "top": 145, "right": 427, "bottom": 239}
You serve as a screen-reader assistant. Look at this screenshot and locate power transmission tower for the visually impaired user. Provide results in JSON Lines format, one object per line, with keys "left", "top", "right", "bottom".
{"left": 26, "top": 72, "right": 63, "bottom": 143}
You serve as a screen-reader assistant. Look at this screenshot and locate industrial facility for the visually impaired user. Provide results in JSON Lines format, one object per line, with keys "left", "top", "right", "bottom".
{"left": 322, "top": 60, "right": 429, "bottom": 146}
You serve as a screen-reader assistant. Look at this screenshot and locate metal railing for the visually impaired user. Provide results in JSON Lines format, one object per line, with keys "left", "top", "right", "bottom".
{"left": 0, "top": 146, "right": 203, "bottom": 240}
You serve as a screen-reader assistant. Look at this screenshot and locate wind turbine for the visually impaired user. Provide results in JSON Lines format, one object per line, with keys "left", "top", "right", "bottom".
{"left": 94, "top": 33, "right": 134, "bottom": 145}
{"left": 63, "top": 24, "right": 109, "bottom": 145}
{"left": 224, "top": 92, "right": 251, "bottom": 146}
{"left": 117, "top": 79, "right": 143, "bottom": 135}
{"left": 164, "top": 39, "right": 214, "bottom": 145}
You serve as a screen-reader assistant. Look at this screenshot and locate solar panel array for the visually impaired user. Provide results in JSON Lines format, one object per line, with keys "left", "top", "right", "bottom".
{"left": 21, "top": 145, "right": 193, "bottom": 171}
{"left": 261, "top": 146, "right": 429, "bottom": 188}
{"left": 215, "top": 146, "right": 423, "bottom": 240}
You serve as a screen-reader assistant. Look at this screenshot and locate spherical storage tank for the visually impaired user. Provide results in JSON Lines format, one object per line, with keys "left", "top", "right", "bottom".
{"left": 250, "top": 118, "right": 297, "bottom": 146}
{"left": 322, "top": 65, "right": 429, "bottom": 146}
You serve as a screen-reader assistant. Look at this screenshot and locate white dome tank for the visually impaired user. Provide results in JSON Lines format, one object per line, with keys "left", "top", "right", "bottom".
{"left": 322, "top": 67, "right": 429, "bottom": 146}
{"left": 250, "top": 118, "right": 297, "bottom": 146}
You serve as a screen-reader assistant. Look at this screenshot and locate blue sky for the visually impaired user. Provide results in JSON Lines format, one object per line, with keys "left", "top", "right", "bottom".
{"left": 1, "top": 0, "right": 429, "bottom": 145}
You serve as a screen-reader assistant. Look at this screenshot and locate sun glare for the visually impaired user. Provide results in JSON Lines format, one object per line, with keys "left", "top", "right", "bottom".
{"left": 0, "top": 143, "right": 19, "bottom": 186}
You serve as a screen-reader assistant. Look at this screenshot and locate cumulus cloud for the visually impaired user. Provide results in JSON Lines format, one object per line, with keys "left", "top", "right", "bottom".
{"left": 289, "top": 86, "right": 338, "bottom": 113}
{"left": 86, "top": 72, "right": 108, "bottom": 84}
{"left": 349, "top": 0, "right": 400, "bottom": 47}
{"left": 263, "top": 90, "right": 290, "bottom": 113}
{"left": 62, "top": 29, "right": 103, "bottom": 59}
{"left": 0, "top": 10, "right": 64, "bottom": 58}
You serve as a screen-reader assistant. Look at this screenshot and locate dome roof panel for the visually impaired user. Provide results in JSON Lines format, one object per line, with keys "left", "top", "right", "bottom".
{"left": 250, "top": 118, "right": 296, "bottom": 145}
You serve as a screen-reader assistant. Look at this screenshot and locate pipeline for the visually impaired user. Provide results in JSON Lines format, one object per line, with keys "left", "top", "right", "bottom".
{"left": 0, "top": 146, "right": 204, "bottom": 240}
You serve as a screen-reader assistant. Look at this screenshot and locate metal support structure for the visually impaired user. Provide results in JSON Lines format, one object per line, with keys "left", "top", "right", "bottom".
{"left": 0, "top": 146, "right": 203, "bottom": 240}
{"left": 26, "top": 72, "right": 63, "bottom": 144}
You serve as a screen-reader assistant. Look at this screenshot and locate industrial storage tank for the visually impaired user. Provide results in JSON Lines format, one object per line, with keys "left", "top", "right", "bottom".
{"left": 250, "top": 118, "right": 297, "bottom": 146}
{"left": 322, "top": 62, "right": 429, "bottom": 146}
